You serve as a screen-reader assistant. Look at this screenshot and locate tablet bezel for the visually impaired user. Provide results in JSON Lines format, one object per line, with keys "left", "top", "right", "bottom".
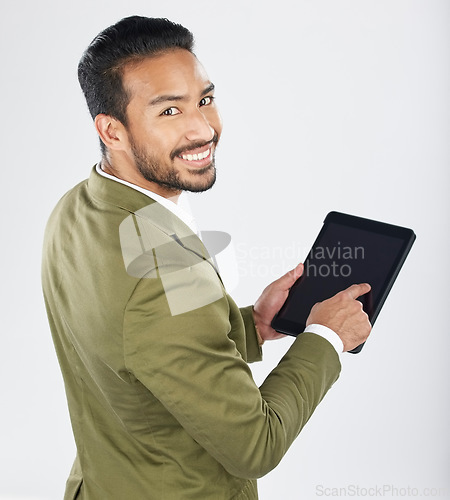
{"left": 271, "top": 211, "right": 416, "bottom": 353}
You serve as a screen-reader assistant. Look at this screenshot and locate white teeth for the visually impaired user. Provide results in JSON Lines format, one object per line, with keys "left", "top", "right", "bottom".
{"left": 181, "top": 148, "right": 210, "bottom": 161}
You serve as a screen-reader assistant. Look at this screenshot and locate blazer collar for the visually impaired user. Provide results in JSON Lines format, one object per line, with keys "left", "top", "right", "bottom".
{"left": 87, "top": 165, "right": 156, "bottom": 213}
{"left": 86, "top": 166, "right": 205, "bottom": 249}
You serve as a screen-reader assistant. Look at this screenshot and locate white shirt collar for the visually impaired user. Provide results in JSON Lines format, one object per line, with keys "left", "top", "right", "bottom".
{"left": 95, "top": 163, "right": 198, "bottom": 234}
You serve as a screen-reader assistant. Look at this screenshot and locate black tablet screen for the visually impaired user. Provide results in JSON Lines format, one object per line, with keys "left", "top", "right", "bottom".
{"left": 277, "top": 221, "right": 406, "bottom": 330}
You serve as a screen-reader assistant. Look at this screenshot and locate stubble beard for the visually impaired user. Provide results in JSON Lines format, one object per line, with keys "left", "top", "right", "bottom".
{"left": 130, "top": 138, "right": 218, "bottom": 194}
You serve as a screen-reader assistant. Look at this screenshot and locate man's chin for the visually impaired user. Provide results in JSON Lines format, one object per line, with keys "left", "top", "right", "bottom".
{"left": 137, "top": 160, "right": 216, "bottom": 194}
{"left": 182, "top": 165, "right": 216, "bottom": 192}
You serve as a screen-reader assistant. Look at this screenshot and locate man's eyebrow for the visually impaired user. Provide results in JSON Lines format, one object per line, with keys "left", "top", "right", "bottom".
{"left": 201, "top": 82, "right": 215, "bottom": 97}
{"left": 149, "top": 83, "right": 215, "bottom": 106}
{"left": 149, "top": 94, "right": 185, "bottom": 106}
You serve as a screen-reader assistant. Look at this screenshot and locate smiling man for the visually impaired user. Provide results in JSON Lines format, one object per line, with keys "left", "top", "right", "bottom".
{"left": 42, "top": 16, "right": 371, "bottom": 500}
{"left": 96, "top": 48, "right": 221, "bottom": 196}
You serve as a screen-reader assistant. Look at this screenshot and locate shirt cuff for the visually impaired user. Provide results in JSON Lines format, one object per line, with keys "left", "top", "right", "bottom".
{"left": 303, "top": 324, "right": 344, "bottom": 355}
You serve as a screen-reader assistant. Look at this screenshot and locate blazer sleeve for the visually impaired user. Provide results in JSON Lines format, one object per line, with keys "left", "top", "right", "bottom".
{"left": 238, "top": 305, "right": 263, "bottom": 363}
{"left": 123, "top": 274, "right": 340, "bottom": 480}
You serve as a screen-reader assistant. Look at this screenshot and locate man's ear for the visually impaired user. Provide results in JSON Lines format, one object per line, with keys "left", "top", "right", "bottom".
{"left": 94, "top": 114, "right": 128, "bottom": 151}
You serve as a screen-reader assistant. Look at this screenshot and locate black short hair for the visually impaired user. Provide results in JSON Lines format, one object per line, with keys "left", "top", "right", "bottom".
{"left": 78, "top": 16, "right": 194, "bottom": 152}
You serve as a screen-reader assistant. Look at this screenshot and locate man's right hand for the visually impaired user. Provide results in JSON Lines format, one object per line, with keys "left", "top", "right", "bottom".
{"left": 306, "top": 283, "right": 372, "bottom": 352}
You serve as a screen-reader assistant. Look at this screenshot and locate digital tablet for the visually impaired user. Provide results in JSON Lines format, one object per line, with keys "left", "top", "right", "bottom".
{"left": 271, "top": 211, "right": 416, "bottom": 353}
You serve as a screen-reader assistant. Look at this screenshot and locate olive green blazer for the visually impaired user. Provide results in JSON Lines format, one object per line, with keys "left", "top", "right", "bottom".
{"left": 42, "top": 167, "right": 341, "bottom": 500}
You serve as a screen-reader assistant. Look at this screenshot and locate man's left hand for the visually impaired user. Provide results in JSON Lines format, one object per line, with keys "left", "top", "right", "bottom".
{"left": 252, "top": 263, "right": 304, "bottom": 343}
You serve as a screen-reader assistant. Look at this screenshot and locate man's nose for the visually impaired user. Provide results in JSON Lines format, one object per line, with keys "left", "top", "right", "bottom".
{"left": 184, "top": 109, "right": 215, "bottom": 142}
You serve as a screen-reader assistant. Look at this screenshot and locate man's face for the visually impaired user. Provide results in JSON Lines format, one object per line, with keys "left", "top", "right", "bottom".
{"left": 121, "top": 49, "right": 222, "bottom": 194}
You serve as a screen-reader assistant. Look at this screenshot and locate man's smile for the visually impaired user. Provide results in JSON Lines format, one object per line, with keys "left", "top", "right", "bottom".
{"left": 174, "top": 139, "right": 217, "bottom": 169}
{"left": 180, "top": 148, "right": 210, "bottom": 162}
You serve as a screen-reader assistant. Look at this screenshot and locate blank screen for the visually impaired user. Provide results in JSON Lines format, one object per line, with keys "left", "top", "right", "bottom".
{"left": 278, "top": 222, "right": 405, "bottom": 328}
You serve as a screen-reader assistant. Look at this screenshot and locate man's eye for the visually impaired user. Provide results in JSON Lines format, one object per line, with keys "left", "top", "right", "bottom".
{"left": 161, "top": 107, "right": 180, "bottom": 116}
{"left": 199, "top": 96, "right": 214, "bottom": 107}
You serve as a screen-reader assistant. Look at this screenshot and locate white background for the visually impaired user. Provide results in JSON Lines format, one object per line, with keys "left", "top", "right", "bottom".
{"left": 1, "top": 1, "right": 449, "bottom": 499}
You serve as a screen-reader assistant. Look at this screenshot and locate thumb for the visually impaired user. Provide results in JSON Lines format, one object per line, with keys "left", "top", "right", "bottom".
{"left": 275, "top": 263, "right": 304, "bottom": 291}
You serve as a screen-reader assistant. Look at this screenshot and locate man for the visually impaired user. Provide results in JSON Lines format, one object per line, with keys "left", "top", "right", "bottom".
{"left": 42, "top": 16, "right": 371, "bottom": 500}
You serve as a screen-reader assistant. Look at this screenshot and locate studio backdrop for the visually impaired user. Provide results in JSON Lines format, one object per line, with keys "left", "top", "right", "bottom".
{"left": 1, "top": 1, "right": 449, "bottom": 499}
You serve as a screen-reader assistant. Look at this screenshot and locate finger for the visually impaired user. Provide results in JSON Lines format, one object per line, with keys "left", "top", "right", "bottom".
{"left": 342, "top": 283, "right": 371, "bottom": 300}
{"left": 275, "top": 263, "right": 304, "bottom": 290}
